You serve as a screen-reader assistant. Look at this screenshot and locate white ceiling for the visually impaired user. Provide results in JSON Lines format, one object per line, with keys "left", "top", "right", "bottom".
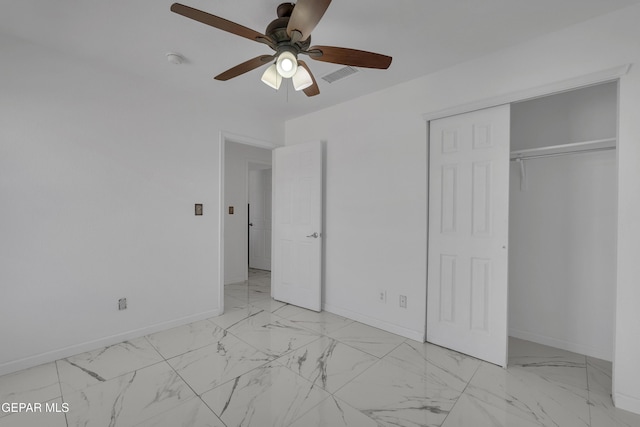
{"left": 2, "top": 0, "right": 640, "bottom": 122}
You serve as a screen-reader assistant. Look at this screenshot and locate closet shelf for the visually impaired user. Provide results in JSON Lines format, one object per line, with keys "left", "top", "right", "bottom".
{"left": 510, "top": 138, "right": 616, "bottom": 161}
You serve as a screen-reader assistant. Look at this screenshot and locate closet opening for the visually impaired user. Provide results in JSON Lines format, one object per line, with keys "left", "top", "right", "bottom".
{"left": 508, "top": 81, "right": 618, "bottom": 371}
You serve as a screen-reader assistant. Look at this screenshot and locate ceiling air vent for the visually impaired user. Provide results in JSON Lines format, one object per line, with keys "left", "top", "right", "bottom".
{"left": 321, "top": 66, "right": 359, "bottom": 83}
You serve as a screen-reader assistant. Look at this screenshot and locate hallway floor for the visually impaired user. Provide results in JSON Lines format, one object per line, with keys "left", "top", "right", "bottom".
{"left": 1, "top": 268, "right": 639, "bottom": 426}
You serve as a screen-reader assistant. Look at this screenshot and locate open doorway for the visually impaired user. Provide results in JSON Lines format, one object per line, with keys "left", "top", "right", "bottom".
{"left": 508, "top": 82, "right": 618, "bottom": 362}
{"left": 219, "top": 134, "right": 275, "bottom": 313}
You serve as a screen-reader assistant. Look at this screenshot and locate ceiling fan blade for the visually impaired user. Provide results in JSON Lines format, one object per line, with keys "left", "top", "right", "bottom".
{"left": 214, "top": 55, "right": 275, "bottom": 81}
{"left": 307, "top": 45, "right": 392, "bottom": 69}
{"left": 171, "top": 3, "right": 268, "bottom": 44}
{"left": 287, "top": 0, "right": 332, "bottom": 42}
{"left": 298, "top": 60, "right": 320, "bottom": 97}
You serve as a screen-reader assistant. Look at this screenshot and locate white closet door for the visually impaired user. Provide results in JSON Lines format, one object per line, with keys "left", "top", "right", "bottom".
{"left": 271, "top": 141, "right": 323, "bottom": 312}
{"left": 427, "top": 105, "right": 510, "bottom": 367}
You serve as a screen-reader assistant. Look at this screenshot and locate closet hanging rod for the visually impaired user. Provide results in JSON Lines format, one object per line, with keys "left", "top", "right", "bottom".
{"left": 510, "top": 146, "right": 616, "bottom": 161}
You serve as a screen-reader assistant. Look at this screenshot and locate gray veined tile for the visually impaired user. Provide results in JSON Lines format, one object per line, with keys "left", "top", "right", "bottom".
{"left": 508, "top": 337, "right": 583, "bottom": 359}
{"left": 335, "top": 358, "right": 461, "bottom": 427}
{"left": 463, "top": 362, "right": 590, "bottom": 427}
{"left": 589, "top": 389, "right": 640, "bottom": 427}
{"left": 384, "top": 340, "right": 481, "bottom": 393}
{"left": 249, "top": 298, "right": 288, "bottom": 313}
{"left": 249, "top": 288, "right": 272, "bottom": 298}
{"left": 587, "top": 356, "right": 613, "bottom": 396}
{"left": 224, "top": 284, "right": 271, "bottom": 302}
{"left": 586, "top": 357, "right": 640, "bottom": 427}
{"left": 328, "top": 322, "right": 405, "bottom": 358}
{"left": 0, "top": 398, "right": 67, "bottom": 427}
{"left": 0, "top": 362, "right": 61, "bottom": 418}
{"left": 134, "top": 397, "right": 226, "bottom": 427}
{"left": 146, "top": 319, "right": 227, "bottom": 359}
{"left": 508, "top": 338, "right": 588, "bottom": 395}
{"left": 413, "top": 341, "right": 481, "bottom": 384}
{"left": 227, "top": 311, "right": 322, "bottom": 358}
{"left": 271, "top": 304, "right": 312, "bottom": 319}
{"left": 248, "top": 276, "right": 271, "bottom": 287}
{"left": 441, "top": 393, "right": 543, "bottom": 427}
{"left": 56, "top": 336, "right": 164, "bottom": 395}
{"left": 201, "top": 363, "right": 330, "bottom": 427}
{"left": 167, "top": 332, "right": 272, "bottom": 395}
{"left": 275, "top": 336, "right": 378, "bottom": 393}
{"left": 64, "top": 361, "right": 195, "bottom": 427}
{"left": 224, "top": 294, "right": 248, "bottom": 310}
{"left": 208, "top": 304, "right": 265, "bottom": 330}
{"left": 286, "top": 309, "right": 355, "bottom": 335}
{"left": 249, "top": 269, "right": 271, "bottom": 277}
{"left": 289, "top": 395, "right": 380, "bottom": 427}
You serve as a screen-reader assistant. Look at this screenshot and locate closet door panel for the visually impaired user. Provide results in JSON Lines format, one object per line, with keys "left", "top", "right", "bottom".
{"left": 428, "top": 104, "right": 510, "bottom": 367}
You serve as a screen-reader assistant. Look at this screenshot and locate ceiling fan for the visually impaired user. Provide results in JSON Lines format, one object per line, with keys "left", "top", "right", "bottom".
{"left": 170, "top": 1, "right": 392, "bottom": 97}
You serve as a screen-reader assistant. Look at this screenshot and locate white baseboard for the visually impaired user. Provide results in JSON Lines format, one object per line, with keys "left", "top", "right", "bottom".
{"left": 509, "top": 328, "right": 612, "bottom": 361}
{"left": 0, "top": 308, "right": 222, "bottom": 377}
{"left": 614, "top": 392, "right": 640, "bottom": 416}
{"left": 323, "top": 303, "right": 425, "bottom": 342}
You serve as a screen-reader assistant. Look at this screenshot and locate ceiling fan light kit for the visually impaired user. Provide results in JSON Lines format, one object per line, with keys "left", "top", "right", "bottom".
{"left": 170, "top": 1, "right": 392, "bottom": 97}
{"left": 292, "top": 65, "right": 313, "bottom": 91}
{"left": 275, "top": 49, "right": 298, "bottom": 78}
{"left": 261, "top": 64, "right": 283, "bottom": 90}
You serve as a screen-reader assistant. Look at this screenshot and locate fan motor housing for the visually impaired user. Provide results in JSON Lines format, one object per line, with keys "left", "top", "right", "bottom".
{"left": 266, "top": 5, "right": 311, "bottom": 52}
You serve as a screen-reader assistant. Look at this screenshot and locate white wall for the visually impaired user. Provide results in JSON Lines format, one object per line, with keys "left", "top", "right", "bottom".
{"left": 510, "top": 82, "right": 618, "bottom": 150}
{"left": 224, "top": 142, "right": 272, "bottom": 284}
{"left": 0, "top": 34, "right": 281, "bottom": 375}
{"left": 509, "top": 152, "right": 617, "bottom": 360}
{"left": 288, "top": 111, "right": 428, "bottom": 341}
{"left": 285, "top": 3, "right": 640, "bottom": 413}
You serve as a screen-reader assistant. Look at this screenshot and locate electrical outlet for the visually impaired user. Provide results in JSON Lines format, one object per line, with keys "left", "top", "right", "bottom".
{"left": 118, "top": 298, "right": 127, "bottom": 311}
{"left": 399, "top": 295, "right": 407, "bottom": 308}
{"left": 378, "top": 290, "right": 387, "bottom": 303}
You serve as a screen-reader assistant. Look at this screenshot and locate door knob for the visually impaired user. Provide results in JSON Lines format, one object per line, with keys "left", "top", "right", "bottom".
{"left": 249, "top": 223, "right": 254, "bottom": 226}
{"left": 306, "top": 232, "right": 319, "bottom": 238}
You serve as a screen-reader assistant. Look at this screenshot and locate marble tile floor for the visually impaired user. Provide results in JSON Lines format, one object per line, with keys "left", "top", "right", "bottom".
{"left": 2, "top": 269, "right": 640, "bottom": 427}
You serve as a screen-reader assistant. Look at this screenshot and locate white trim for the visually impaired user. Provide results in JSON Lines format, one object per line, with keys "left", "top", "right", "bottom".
{"left": 422, "top": 64, "right": 631, "bottom": 122}
{"left": 0, "top": 309, "right": 221, "bottom": 377}
{"left": 509, "top": 328, "right": 612, "bottom": 362}
{"left": 221, "top": 131, "right": 277, "bottom": 150}
{"left": 218, "top": 135, "right": 225, "bottom": 314}
{"left": 323, "top": 303, "right": 424, "bottom": 342}
{"left": 613, "top": 392, "right": 640, "bottom": 415}
{"left": 218, "top": 131, "right": 276, "bottom": 313}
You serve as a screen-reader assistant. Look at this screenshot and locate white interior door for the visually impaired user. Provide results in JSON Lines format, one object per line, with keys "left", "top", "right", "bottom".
{"left": 427, "top": 105, "right": 511, "bottom": 367}
{"left": 249, "top": 168, "right": 272, "bottom": 271}
{"left": 272, "top": 141, "right": 323, "bottom": 312}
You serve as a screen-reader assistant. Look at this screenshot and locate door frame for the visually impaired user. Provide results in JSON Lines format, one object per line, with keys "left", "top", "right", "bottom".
{"left": 424, "top": 65, "right": 629, "bottom": 359}
{"left": 247, "top": 160, "right": 273, "bottom": 270}
{"left": 218, "top": 132, "right": 276, "bottom": 314}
